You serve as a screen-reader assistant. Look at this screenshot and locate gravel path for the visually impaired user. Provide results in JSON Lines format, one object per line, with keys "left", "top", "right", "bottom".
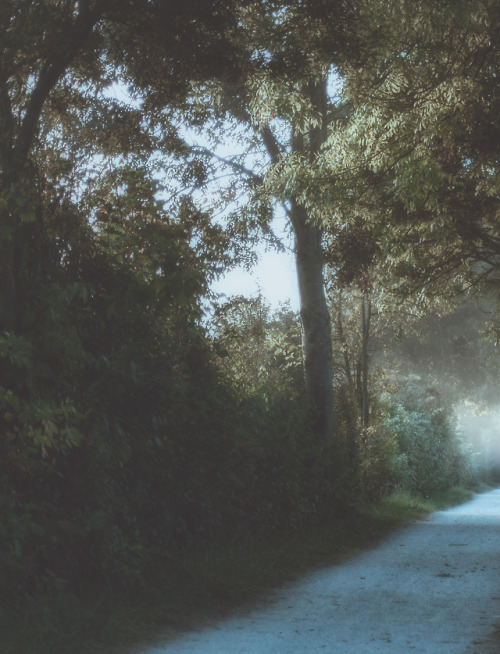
{"left": 140, "top": 489, "right": 500, "bottom": 653}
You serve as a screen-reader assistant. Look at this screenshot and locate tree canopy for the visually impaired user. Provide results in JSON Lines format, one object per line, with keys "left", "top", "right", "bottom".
{"left": 317, "top": 0, "right": 500, "bottom": 304}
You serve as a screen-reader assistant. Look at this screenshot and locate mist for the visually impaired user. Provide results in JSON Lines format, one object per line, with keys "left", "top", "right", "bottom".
{"left": 455, "top": 403, "right": 500, "bottom": 476}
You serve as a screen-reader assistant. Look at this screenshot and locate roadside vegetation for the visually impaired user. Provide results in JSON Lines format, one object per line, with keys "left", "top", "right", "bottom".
{"left": 1, "top": 482, "right": 493, "bottom": 654}
{"left": 1, "top": 1, "right": 499, "bottom": 653}
{"left": 0, "top": 291, "right": 496, "bottom": 654}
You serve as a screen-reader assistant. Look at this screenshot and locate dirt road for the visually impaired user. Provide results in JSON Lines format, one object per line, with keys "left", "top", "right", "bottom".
{"left": 140, "top": 489, "right": 500, "bottom": 653}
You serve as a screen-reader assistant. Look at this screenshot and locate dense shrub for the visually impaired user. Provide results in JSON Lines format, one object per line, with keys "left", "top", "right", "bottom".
{"left": 347, "top": 375, "right": 483, "bottom": 502}
{"left": 378, "top": 378, "right": 476, "bottom": 497}
{"left": 0, "top": 235, "right": 485, "bottom": 612}
{"left": 0, "top": 282, "right": 347, "bottom": 605}
{"left": 357, "top": 426, "right": 398, "bottom": 502}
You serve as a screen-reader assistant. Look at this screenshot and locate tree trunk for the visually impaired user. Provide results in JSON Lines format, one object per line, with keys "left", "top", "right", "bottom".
{"left": 291, "top": 199, "right": 334, "bottom": 444}
{"left": 0, "top": 2, "right": 106, "bottom": 333}
{"left": 360, "top": 295, "right": 371, "bottom": 428}
{"left": 0, "top": 170, "right": 20, "bottom": 333}
{"left": 335, "top": 290, "right": 355, "bottom": 392}
{"left": 260, "top": 77, "right": 334, "bottom": 443}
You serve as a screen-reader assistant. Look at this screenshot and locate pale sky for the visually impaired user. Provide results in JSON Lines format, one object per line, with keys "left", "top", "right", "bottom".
{"left": 212, "top": 243, "right": 300, "bottom": 310}
{"left": 210, "top": 206, "right": 301, "bottom": 310}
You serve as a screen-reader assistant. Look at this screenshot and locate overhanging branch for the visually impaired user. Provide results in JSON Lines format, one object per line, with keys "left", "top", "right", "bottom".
{"left": 14, "top": 0, "right": 111, "bottom": 167}
{"left": 191, "top": 145, "right": 263, "bottom": 184}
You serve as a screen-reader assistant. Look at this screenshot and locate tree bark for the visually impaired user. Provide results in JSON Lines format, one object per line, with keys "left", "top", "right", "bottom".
{"left": 290, "top": 199, "right": 334, "bottom": 444}
{"left": 335, "top": 290, "right": 355, "bottom": 392}
{"left": 360, "top": 295, "right": 371, "bottom": 428}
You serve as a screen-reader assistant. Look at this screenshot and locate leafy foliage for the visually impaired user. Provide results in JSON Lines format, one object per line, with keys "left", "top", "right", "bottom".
{"left": 319, "top": 0, "right": 500, "bottom": 304}
{"left": 380, "top": 378, "right": 475, "bottom": 496}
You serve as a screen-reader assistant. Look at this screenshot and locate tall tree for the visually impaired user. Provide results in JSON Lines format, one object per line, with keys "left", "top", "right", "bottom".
{"left": 160, "top": 0, "right": 358, "bottom": 443}
{"left": 0, "top": 0, "right": 108, "bottom": 330}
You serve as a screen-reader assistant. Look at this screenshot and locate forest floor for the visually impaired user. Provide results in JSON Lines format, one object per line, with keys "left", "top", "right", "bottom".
{"left": 135, "top": 489, "right": 500, "bottom": 654}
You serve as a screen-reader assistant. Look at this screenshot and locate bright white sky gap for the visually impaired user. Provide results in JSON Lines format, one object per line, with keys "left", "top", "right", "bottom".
{"left": 179, "top": 122, "right": 301, "bottom": 311}
{"left": 212, "top": 213, "right": 300, "bottom": 310}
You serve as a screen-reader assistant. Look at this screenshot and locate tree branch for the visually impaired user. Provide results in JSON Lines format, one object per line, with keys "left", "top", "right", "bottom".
{"left": 191, "top": 146, "right": 264, "bottom": 183}
{"left": 307, "top": 77, "right": 328, "bottom": 160}
{"left": 260, "top": 125, "right": 283, "bottom": 164}
{"left": 14, "top": 0, "right": 110, "bottom": 168}
{"left": 0, "top": 67, "right": 14, "bottom": 170}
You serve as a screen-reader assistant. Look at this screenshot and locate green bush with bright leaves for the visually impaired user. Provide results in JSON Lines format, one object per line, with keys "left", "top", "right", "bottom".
{"left": 377, "top": 378, "right": 477, "bottom": 497}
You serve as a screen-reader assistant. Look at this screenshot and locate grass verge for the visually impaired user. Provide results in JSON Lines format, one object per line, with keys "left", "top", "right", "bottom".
{"left": 0, "top": 484, "right": 489, "bottom": 654}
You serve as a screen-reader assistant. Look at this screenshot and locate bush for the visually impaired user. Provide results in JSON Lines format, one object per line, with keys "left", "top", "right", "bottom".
{"left": 0, "top": 293, "right": 344, "bottom": 606}
{"left": 379, "top": 378, "right": 475, "bottom": 497}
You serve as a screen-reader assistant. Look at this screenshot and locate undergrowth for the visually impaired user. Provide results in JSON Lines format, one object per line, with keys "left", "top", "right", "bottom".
{"left": 0, "top": 484, "right": 491, "bottom": 654}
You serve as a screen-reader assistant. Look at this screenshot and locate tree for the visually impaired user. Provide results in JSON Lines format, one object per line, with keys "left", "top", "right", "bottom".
{"left": 1, "top": 0, "right": 103, "bottom": 330}
{"left": 317, "top": 0, "right": 500, "bottom": 309}
{"left": 0, "top": 0, "right": 248, "bottom": 332}
{"left": 329, "top": 287, "right": 373, "bottom": 426}
{"left": 156, "top": 0, "right": 359, "bottom": 443}
{"left": 324, "top": 213, "right": 380, "bottom": 427}
{"left": 0, "top": 1, "right": 263, "bottom": 600}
